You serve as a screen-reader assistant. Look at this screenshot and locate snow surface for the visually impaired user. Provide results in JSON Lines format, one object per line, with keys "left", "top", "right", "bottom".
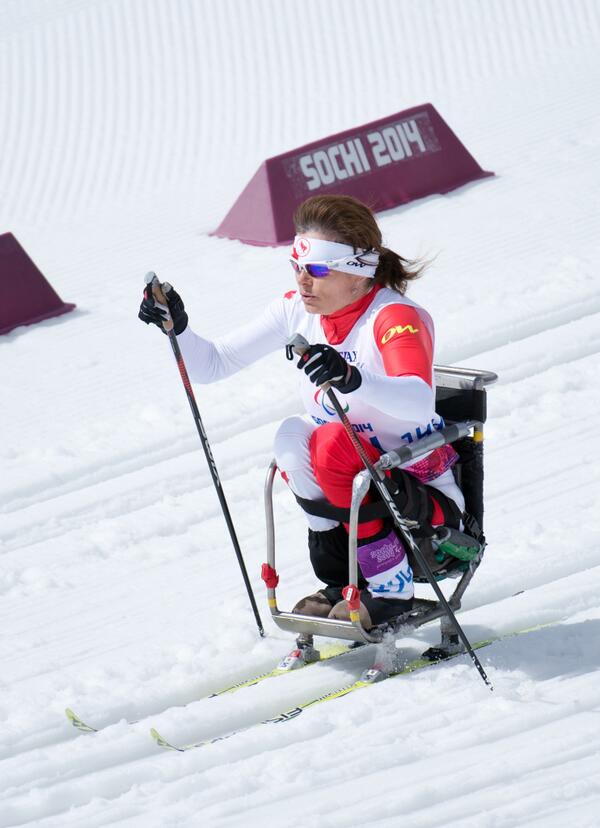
{"left": 1, "top": 0, "right": 600, "bottom": 825}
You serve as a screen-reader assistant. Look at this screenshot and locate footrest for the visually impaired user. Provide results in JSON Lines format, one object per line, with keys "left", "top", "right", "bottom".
{"left": 270, "top": 611, "right": 384, "bottom": 643}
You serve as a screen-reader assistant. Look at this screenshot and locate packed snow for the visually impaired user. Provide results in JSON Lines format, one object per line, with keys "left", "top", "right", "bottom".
{"left": 1, "top": 0, "right": 600, "bottom": 825}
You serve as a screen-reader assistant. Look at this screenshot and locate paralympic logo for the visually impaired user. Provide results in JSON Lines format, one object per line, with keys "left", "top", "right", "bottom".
{"left": 294, "top": 237, "right": 311, "bottom": 258}
{"left": 314, "top": 388, "right": 349, "bottom": 416}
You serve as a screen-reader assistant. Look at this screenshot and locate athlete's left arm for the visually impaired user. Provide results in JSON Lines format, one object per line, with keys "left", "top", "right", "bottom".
{"left": 354, "top": 305, "right": 435, "bottom": 420}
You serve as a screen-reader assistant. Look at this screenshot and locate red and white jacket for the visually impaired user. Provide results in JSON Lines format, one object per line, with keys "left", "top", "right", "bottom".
{"left": 177, "top": 285, "right": 443, "bottom": 457}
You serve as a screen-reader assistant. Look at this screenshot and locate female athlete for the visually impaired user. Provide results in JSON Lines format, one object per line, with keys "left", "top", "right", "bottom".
{"left": 139, "top": 195, "right": 464, "bottom": 628}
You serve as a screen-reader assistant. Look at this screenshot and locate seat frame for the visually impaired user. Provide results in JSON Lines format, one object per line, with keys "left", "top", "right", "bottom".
{"left": 262, "top": 365, "right": 498, "bottom": 647}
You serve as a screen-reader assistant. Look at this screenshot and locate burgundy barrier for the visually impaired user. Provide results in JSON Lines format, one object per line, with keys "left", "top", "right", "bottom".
{"left": 215, "top": 103, "right": 493, "bottom": 246}
{"left": 0, "top": 233, "right": 75, "bottom": 335}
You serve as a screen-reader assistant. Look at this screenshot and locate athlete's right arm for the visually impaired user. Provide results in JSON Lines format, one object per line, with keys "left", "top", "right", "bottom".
{"left": 176, "top": 302, "right": 287, "bottom": 383}
{"left": 139, "top": 283, "right": 300, "bottom": 383}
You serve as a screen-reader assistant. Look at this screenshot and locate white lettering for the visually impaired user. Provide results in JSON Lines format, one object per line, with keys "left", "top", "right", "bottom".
{"left": 367, "top": 131, "right": 391, "bottom": 167}
{"left": 395, "top": 124, "right": 411, "bottom": 156}
{"left": 382, "top": 126, "right": 406, "bottom": 161}
{"left": 327, "top": 146, "right": 348, "bottom": 179}
{"left": 299, "top": 155, "right": 321, "bottom": 191}
{"left": 300, "top": 124, "right": 421, "bottom": 191}
{"left": 313, "top": 150, "right": 336, "bottom": 186}
{"left": 402, "top": 119, "right": 426, "bottom": 153}
{"left": 338, "top": 140, "right": 363, "bottom": 176}
{"left": 353, "top": 138, "right": 371, "bottom": 171}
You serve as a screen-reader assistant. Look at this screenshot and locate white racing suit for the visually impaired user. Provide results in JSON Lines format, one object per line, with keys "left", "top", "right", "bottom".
{"left": 176, "top": 286, "right": 464, "bottom": 601}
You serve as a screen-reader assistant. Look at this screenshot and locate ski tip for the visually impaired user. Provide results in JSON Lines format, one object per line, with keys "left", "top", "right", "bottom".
{"left": 149, "top": 727, "right": 163, "bottom": 742}
{"left": 65, "top": 707, "right": 98, "bottom": 733}
{"left": 150, "top": 727, "right": 184, "bottom": 752}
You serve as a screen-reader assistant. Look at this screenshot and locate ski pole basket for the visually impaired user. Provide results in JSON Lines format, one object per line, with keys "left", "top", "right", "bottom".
{"left": 262, "top": 364, "right": 497, "bottom": 643}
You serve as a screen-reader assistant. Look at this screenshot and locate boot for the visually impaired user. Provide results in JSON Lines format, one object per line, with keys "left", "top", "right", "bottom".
{"left": 328, "top": 598, "right": 373, "bottom": 627}
{"left": 328, "top": 591, "right": 413, "bottom": 628}
{"left": 292, "top": 591, "right": 333, "bottom": 617}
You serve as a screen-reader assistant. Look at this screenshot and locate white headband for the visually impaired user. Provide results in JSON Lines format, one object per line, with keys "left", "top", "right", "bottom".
{"left": 291, "top": 236, "right": 380, "bottom": 278}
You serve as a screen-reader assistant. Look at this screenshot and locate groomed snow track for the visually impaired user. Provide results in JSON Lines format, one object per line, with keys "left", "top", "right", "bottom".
{"left": 1, "top": 1, "right": 600, "bottom": 826}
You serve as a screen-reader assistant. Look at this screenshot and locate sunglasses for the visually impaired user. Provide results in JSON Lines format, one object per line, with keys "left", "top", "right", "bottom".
{"left": 290, "top": 250, "right": 374, "bottom": 279}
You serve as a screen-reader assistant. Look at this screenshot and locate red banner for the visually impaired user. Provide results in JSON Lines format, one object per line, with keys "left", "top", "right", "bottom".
{"left": 215, "top": 103, "right": 493, "bottom": 246}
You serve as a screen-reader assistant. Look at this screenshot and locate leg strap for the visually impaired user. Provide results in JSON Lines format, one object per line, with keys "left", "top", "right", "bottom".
{"left": 295, "top": 467, "right": 453, "bottom": 533}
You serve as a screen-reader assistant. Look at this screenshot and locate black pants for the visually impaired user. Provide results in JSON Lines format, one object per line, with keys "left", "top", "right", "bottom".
{"left": 306, "top": 474, "right": 462, "bottom": 625}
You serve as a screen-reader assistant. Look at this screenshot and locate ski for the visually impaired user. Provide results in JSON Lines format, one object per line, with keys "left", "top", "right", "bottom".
{"left": 149, "top": 638, "right": 495, "bottom": 752}
{"left": 149, "top": 620, "right": 557, "bottom": 752}
{"left": 64, "top": 642, "right": 353, "bottom": 735}
{"left": 207, "top": 642, "right": 353, "bottom": 697}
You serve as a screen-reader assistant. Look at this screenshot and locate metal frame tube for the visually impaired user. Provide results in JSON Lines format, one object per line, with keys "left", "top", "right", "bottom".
{"left": 265, "top": 460, "right": 277, "bottom": 572}
{"left": 433, "top": 366, "right": 498, "bottom": 388}
{"left": 377, "top": 421, "right": 475, "bottom": 472}
{"left": 348, "top": 470, "right": 371, "bottom": 589}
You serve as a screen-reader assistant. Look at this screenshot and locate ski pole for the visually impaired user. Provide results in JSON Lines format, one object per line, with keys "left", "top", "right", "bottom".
{"left": 146, "top": 272, "right": 265, "bottom": 638}
{"left": 288, "top": 334, "right": 492, "bottom": 690}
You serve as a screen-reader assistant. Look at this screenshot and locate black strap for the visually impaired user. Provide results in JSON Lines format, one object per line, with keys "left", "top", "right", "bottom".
{"left": 462, "top": 511, "right": 485, "bottom": 543}
{"left": 294, "top": 468, "right": 459, "bottom": 534}
{"left": 294, "top": 494, "right": 390, "bottom": 523}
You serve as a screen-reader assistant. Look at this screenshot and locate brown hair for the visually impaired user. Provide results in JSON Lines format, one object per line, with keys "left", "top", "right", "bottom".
{"left": 293, "top": 195, "right": 426, "bottom": 293}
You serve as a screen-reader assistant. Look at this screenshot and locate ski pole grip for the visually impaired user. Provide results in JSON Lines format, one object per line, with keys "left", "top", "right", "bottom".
{"left": 145, "top": 271, "right": 173, "bottom": 332}
{"left": 286, "top": 333, "right": 332, "bottom": 391}
{"left": 287, "top": 332, "right": 310, "bottom": 358}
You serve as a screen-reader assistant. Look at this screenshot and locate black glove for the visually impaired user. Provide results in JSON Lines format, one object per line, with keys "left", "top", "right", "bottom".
{"left": 297, "top": 344, "right": 362, "bottom": 393}
{"left": 138, "top": 282, "right": 188, "bottom": 335}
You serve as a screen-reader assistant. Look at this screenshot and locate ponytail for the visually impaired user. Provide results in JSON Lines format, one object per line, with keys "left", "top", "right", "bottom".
{"left": 374, "top": 247, "right": 426, "bottom": 294}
